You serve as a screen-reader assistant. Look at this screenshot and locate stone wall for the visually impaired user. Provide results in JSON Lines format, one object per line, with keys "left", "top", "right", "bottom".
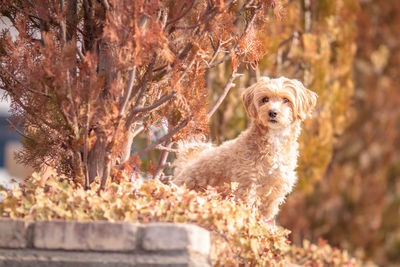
{"left": 0, "top": 219, "right": 211, "bottom": 267}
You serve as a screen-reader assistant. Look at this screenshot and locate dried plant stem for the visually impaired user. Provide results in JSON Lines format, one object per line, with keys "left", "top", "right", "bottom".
{"left": 83, "top": 103, "right": 90, "bottom": 189}
{"left": 132, "top": 92, "right": 176, "bottom": 114}
{"left": 208, "top": 4, "right": 260, "bottom": 69}
{"left": 153, "top": 142, "right": 172, "bottom": 179}
{"left": 208, "top": 72, "right": 242, "bottom": 118}
{"left": 155, "top": 145, "right": 179, "bottom": 153}
{"left": 120, "top": 67, "right": 137, "bottom": 118}
{"left": 166, "top": 0, "right": 195, "bottom": 26}
{"left": 138, "top": 118, "right": 189, "bottom": 157}
{"left": 133, "top": 56, "right": 157, "bottom": 109}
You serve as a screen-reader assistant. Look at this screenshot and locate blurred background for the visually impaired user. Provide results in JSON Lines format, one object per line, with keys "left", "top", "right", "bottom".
{"left": 207, "top": 0, "right": 400, "bottom": 265}
{"left": 0, "top": 16, "right": 31, "bottom": 189}
{"left": 1, "top": 0, "right": 399, "bottom": 265}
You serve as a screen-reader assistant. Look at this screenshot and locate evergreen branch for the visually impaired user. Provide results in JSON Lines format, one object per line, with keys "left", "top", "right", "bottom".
{"left": 6, "top": 119, "right": 35, "bottom": 142}
{"left": 1, "top": 68, "right": 50, "bottom": 97}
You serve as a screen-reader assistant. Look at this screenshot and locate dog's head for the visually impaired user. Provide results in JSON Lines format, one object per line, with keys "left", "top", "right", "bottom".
{"left": 242, "top": 77, "right": 317, "bottom": 129}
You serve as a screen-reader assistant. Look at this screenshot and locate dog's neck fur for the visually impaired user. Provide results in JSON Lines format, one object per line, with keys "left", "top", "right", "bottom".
{"left": 243, "top": 121, "right": 301, "bottom": 157}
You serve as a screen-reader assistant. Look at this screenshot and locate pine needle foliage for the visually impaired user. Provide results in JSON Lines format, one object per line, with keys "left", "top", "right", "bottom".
{"left": 0, "top": 0, "right": 280, "bottom": 189}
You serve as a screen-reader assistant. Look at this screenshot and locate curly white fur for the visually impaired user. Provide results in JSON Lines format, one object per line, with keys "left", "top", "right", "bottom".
{"left": 173, "top": 77, "right": 317, "bottom": 219}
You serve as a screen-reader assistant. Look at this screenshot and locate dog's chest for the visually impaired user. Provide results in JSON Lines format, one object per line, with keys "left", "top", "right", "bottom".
{"left": 254, "top": 135, "right": 298, "bottom": 187}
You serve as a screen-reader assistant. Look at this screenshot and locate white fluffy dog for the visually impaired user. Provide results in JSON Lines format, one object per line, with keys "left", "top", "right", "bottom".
{"left": 173, "top": 77, "right": 317, "bottom": 219}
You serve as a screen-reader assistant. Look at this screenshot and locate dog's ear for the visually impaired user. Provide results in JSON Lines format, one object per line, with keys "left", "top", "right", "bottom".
{"left": 294, "top": 81, "right": 317, "bottom": 121}
{"left": 242, "top": 84, "right": 258, "bottom": 118}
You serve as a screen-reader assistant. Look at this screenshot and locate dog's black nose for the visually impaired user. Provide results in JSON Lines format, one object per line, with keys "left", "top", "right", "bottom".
{"left": 268, "top": 110, "right": 278, "bottom": 118}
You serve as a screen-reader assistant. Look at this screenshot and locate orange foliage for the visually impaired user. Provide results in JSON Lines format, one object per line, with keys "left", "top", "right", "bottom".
{"left": 0, "top": 0, "right": 280, "bottom": 189}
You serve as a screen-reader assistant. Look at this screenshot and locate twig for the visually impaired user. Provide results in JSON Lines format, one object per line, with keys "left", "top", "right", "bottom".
{"left": 5, "top": 90, "right": 60, "bottom": 133}
{"left": 1, "top": 68, "right": 50, "bottom": 97}
{"left": 207, "top": 39, "right": 221, "bottom": 66}
{"left": 166, "top": 0, "right": 195, "bottom": 26}
{"left": 153, "top": 143, "right": 172, "bottom": 179}
{"left": 60, "top": 0, "right": 67, "bottom": 44}
{"left": 83, "top": 103, "right": 90, "bottom": 189}
{"left": 138, "top": 118, "right": 189, "bottom": 157}
{"left": 132, "top": 56, "right": 156, "bottom": 109}
{"left": 132, "top": 91, "right": 176, "bottom": 114}
{"left": 65, "top": 71, "right": 79, "bottom": 138}
{"left": 178, "top": 43, "right": 193, "bottom": 60}
{"left": 100, "top": 0, "right": 110, "bottom": 10}
{"left": 207, "top": 53, "right": 231, "bottom": 69}
{"left": 155, "top": 145, "right": 179, "bottom": 153}
{"left": 120, "top": 68, "right": 136, "bottom": 117}
{"left": 105, "top": 68, "right": 137, "bottom": 176}
{"left": 234, "top": 0, "right": 255, "bottom": 23}
{"left": 207, "top": 2, "right": 261, "bottom": 70}
{"left": 208, "top": 72, "right": 243, "bottom": 118}
{"left": 177, "top": 58, "right": 196, "bottom": 84}
{"left": 175, "top": 7, "right": 218, "bottom": 30}
{"left": 77, "top": 46, "right": 85, "bottom": 60}
{"left": 131, "top": 125, "right": 145, "bottom": 139}
{"left": 6, "top": 119, "right": 36, "bottom": 142}
{"left": 153, "top": 64, "right": 168, "bottom": 72}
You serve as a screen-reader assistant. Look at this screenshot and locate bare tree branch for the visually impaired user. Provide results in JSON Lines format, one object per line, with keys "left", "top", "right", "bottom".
{"left": 155, "top": 144, "right": 179, "bottom": 153}
{"left": 100, "top": 0, "right": 110, "bottom": 10}
{"left": 208, "top": 72, "right": 243, "bottom": 118}
{"left": 132, "top": 92, "right": 176, "bottom": 114}
{"left": 138, "top": 118, "right": 189, "bottom": 157}
{"left": 153, "top": 142, "right": 172, "bottom": 179}
{"left": 207, "top": 3, "right": 261, "bottom": 69}
{"left": 132, "top": 56, "right": 157, "bottom": 109}
{"left": 131, "top": 125, "right": 145, "bottom": 140}
{"left": 83, "top": 103, "right": 90, "bottom": 189}
{"left": 119, "top": 124, "right": 145, "bottom": 165}
{"left": 120, "top": 67, "right": 137, "bottom": 118}
{"left": 175, "top": 7, "right": 218, "bottom": 30}
{"left": 166, "top": 0, "right": 195, "bottom": 26}
{"left": 60, "top": 0, "right": 67, "bottom": 43}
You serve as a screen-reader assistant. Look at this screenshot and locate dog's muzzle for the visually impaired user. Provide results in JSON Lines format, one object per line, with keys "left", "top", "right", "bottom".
{"left": 268, "top": 110, "right": 278, "bottom": 118}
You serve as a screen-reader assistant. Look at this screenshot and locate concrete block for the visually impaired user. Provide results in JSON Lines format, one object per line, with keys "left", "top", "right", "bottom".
{"left": 0, "top": 218, "right": 30, "bottom": 248}
{"left": 33, "top": 220, "right": 137, "bottom": 251}
{"left": 141, "top": 223, "right": 210, "bottom": 255}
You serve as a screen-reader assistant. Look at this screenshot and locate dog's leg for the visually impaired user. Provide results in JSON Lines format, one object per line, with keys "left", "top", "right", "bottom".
{"left": 259, "top": 195, "right": 285, "bottom": 219}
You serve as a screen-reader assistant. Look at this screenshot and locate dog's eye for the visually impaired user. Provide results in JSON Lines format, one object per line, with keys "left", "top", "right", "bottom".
{"left": 262, "top": 97, "right": 269, "bottom": 103}
{"left": 283, "top": 98, "right": 290, "bottom": 104}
